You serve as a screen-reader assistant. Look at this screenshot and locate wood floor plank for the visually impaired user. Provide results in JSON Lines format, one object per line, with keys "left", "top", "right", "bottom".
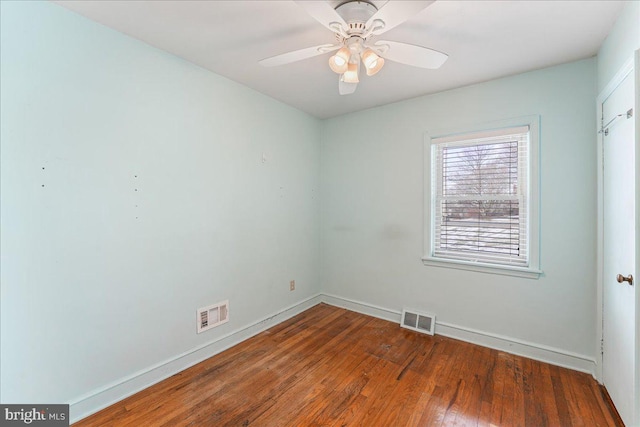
{"left": 414, "top": 340, "right": 464, "bottom": 427}
{"left": 597, "top": 383, "right": 626, "bottom": 427}
{"left": 501, "top": 353, "right": 518, "bottom": 426}
{"left": 485, "top": 351, "right": 506, "bottom": 427}
{"left": 376, "top": 368, "right": 431, "bottom": 426}
{"left": 73, "top": 304, "right": 621, "bottom": 427}
{"left": 534, "top": 361, "right": 562, "bottom": 426}
{"left": 477, "top": 347, "right": 497, "bottom": 426}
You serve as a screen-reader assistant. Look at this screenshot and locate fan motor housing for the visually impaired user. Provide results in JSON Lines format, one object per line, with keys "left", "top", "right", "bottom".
{"left": 335, "top": 1, "right": 378, "bottom": 27}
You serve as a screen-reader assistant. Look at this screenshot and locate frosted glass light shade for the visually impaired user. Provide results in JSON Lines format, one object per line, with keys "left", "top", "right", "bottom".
{"left": 342, "top": 62, "right": 359, "bottom": 83}
{"left": 361, "top": 48, "right": 384, "bottom": 76}
{"left": 329, "top": 47, "right": 350, "bottom": 74}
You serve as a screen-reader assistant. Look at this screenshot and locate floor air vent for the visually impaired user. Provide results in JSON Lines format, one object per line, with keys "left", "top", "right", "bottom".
{"left": 401, "top": 308, "right": 435, "bottom": 335}
{"left": 197, "top": 300, "right": 229, "bottom": 334}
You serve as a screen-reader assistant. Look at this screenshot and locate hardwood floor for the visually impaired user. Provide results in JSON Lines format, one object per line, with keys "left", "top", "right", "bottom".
{"left": 74, "top": 304, "right": 622, "bottom": 426}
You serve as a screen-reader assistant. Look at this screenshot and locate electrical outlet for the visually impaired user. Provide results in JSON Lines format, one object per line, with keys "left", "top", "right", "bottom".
{"left": 290, "top": 280, "right": 295, "bottom": 291}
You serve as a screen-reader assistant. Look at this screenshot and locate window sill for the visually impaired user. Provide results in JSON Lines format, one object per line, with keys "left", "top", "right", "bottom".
{"left": 422, "top": 256, "right": 543, "bottom": 279}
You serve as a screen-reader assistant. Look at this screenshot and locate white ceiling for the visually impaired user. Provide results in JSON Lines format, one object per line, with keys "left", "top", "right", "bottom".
{"left": 55, "top": 0, "right": 623, "bottom": 119}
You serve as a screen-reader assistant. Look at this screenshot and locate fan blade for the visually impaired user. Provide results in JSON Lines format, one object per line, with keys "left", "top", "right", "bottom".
{"left": 366, "top": 1, "right": 435, "bottom": 35}
{"left": 294, "top": 1, "right": 348, "bottom": 33}
{"left": 374, "top": 40, "right": 448, "bottom": 69}
{"left": 339, "top": 77, "right": 358, "bottom": 95}
{"left": 259, "top": 44, "right": 340, "bottom": 67}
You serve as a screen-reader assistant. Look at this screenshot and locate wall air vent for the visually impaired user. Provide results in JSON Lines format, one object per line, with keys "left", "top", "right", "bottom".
{"left": 197, "top": 300, "right": 229, "bottom": 334}
{"left": 400, "top": 308, "right": 435, "bottom": 335}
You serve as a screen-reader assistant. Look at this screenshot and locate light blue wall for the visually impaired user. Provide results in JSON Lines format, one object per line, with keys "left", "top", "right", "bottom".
{"left": 320, "top": 58, "right": 598, "bottom": 358}
{"left": 0, "top": 0, "right": 320, "bottom": 408}
{"left": 597, "top": 0, "right": 640, "bottom": 92}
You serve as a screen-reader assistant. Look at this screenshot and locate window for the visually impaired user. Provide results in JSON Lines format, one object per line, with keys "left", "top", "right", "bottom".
{"left": 423, "top": 117, "right": 541, "bottom": 278}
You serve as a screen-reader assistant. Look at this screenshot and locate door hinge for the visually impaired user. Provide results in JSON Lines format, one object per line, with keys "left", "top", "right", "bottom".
{"left": 600, "top": 338, "right": 604, "bottom": 355}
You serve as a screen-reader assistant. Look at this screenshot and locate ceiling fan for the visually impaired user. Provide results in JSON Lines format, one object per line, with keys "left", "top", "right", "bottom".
{"left": 259, "top": 0, "right": 448, "bottom": 95}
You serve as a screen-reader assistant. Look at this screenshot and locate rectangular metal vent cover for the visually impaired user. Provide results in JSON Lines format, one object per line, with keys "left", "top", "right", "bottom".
{"left": 401, "top": 308, "right": 435, "bottom": 335}
{"left": 197, "top": 300, "right": 229, "bottom": 334}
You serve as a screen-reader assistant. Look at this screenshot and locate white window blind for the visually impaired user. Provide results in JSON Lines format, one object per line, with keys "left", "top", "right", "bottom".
{"left": 431, "top": 126, "right": 529, "bottom": 266}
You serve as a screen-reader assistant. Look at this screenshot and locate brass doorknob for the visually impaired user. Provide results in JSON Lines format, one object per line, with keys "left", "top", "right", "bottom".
{"left": 616, "top": 274, "right": 633, "bottom": 286}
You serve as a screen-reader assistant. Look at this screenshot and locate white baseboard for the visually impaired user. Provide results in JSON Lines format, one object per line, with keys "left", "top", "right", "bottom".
{"left": 71, "top": 292, "right": 597, "bottom": 423}
{"left": 320, "top": 293, "right": 597, "bottom": 376}
{"left": 70, "top": 293, "right": 323, "bottom": 424}
{"left": 435, "top": 321, "right": 597, "bottom": 375}
{"left": 321, "top": 293, "right": 402, "bottom": 323}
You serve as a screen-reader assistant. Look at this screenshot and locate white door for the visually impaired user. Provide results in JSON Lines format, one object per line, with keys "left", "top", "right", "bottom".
{"left": 602, "top": 70, "right": 636, "bottom": 426}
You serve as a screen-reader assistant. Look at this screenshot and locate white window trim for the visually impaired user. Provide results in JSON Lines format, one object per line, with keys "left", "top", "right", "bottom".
{"left": 423, "top": 115, "right": 542, "bottom": 279}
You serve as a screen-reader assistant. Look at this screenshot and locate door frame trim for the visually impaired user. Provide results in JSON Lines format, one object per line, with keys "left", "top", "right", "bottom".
{"left": 595, "top": 51, "right": 639, "bottom": 426}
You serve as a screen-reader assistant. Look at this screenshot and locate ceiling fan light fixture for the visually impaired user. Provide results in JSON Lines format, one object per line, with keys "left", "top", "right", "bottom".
{"left": 342, "top": 62, "right": 359, "bottom": 83}
{"left": 361, "top": 48, "right": 384, "bottom": 76}
{"left": 260, "top": 0, "right": 448, "bottom": 95}
{"left": 329, "top": 47, "right": 350, "bottom": 74}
